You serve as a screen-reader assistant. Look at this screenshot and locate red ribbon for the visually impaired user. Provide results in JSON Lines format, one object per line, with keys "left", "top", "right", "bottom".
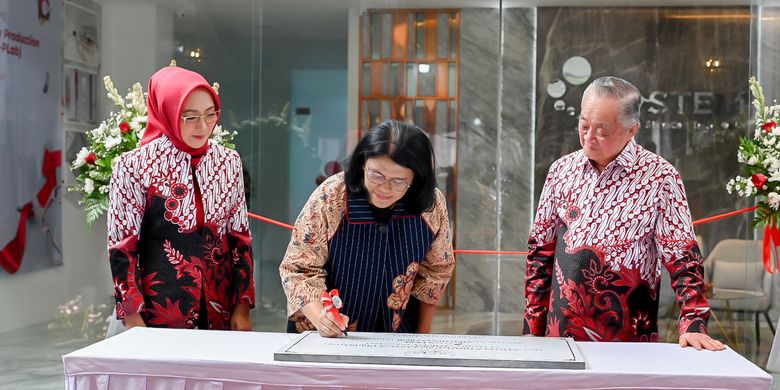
{"left": 248, "top": 212, "right": 294, "bottom": 230}
{"left": 691, "top": 206, "right": 758, "bottom": 226}
{"left": 37, "top": 150, "right": 61, "bottom": 207}
{"left": 763, "top": 224, "right": 780, "bottom": 274}
{"left": 0, "top": 149, "right": 61, "bottom": 274}
{"left": 0, "top": 203, "right": 34, "bottom": 274}
{"left": 248, "top": 206, "right": 764, "bottom": 256}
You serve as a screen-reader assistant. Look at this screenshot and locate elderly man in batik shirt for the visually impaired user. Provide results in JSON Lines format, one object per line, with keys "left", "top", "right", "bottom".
{"left": 523, "top": 76, "right": 725, "bottom": 351}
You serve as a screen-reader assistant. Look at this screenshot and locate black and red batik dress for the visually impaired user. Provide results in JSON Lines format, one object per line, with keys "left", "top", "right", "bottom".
{"left": 107, "top": 136, "right": 254, "bottom": 329}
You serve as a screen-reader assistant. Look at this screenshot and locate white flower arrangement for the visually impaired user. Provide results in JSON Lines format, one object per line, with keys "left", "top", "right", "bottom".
{"left": 726, "top": 77, "right": 780, "bottom": 226}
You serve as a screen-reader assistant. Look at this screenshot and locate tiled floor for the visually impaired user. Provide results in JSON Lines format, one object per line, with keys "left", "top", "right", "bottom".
{"left": 1, "top": 309, "right": 778, "bottom": 389}
{"left": 0, "top": 325, "right": 87, "bottom": 389}
{"left": 0, "top": 309, "right": 287, "bottom": 389}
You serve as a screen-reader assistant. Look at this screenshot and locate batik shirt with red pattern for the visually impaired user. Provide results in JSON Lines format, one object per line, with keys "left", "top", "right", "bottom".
{"left": 107, "top": 136, "right": 255, "bottom": 329}
{"left": 524, "top": 138, "right": 709, "bottom": 342}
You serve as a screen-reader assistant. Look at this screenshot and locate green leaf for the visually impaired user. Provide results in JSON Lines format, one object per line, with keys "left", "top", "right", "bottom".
{"left": 84, "top": 197, "right": 109, "bottom": 227}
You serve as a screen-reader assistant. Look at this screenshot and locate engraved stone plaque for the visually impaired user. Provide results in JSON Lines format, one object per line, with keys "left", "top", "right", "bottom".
{"left": 275, "top": 332, "right": 586, "bottom": 369}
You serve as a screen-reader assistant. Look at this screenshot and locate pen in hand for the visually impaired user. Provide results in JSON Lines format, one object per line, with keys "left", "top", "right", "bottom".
{"left": 322, "top": 289, "right": 348, "bottom": 336}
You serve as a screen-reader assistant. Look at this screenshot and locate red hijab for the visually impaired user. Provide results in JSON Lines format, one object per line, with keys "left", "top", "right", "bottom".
{"left": 141, "top": 66, "right": 221, "bottom": 158}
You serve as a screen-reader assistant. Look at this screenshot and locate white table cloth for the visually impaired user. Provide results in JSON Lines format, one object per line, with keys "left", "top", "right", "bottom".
{"left": 63, "top": 327, "right": 772, "bottom": 390}
{"left": 768, "top": 317, "right": 780, "bottom": 373}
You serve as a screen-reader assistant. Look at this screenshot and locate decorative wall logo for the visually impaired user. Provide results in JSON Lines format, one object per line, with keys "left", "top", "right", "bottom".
{"left": 546, "top": 56, "right": 592, "bottom": 118}
{"left": 547, "top": 56, "right": 741, "bottom": 132}
{"left": 39, "top": 0, "right": 51, "bottom": 24}
{"left": 643, "top": 91, "right": 716, "bottom": 116}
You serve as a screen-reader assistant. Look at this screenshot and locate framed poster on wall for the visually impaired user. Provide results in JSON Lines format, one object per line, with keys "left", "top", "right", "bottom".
{"left": 63, "top": 65, "right": 97, "bottom": 124}
{"left": 76, "top": 69, "right": 96, "bottom": 123}
{"left": 63, "top": 66, "right": 77, "bottom": 121}
{"left": 63, "top": 2, "right": 99, "bottom": 67}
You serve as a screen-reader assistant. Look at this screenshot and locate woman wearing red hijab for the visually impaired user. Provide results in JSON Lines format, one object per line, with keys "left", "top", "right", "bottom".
{"left": 107, "top": 65, "right": 254, "bottom": 331}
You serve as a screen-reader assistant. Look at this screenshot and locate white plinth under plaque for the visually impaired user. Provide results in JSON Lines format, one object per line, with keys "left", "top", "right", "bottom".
{"left": 275, "top": 332, "right": 586, "bottom": 369}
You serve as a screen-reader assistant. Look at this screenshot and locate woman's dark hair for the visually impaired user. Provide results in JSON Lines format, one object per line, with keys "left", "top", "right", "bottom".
{"left": 344, "top": 120, "right": 437, "bottom": 214}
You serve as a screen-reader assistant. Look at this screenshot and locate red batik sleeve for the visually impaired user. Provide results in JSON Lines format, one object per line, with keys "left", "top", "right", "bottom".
{"left": 656, "top": 170, "right": 710, "bottom": 335}
{"left": 226, "top": 154, "right": 255, "bottom": 308}
{"left": 523, "top": 163, "right": 561, "bottom": 336}
{"left": 107, "top": 154, "right": 146, "bottom": 320}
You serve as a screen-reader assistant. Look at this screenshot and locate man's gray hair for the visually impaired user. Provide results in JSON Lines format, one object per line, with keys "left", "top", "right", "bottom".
{"left": 582, "top": 76, "right": 642, "bottom": 128}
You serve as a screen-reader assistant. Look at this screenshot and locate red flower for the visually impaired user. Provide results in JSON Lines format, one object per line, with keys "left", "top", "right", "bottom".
{"left": 119, "top": 121, "right": 130, "bottom": 134}
{"left": 85, "top": 153, "right": 98, "bottom": 165}
{"left": 752, "top": 173, "right": 768, "bottom": 189}
{"left": 762, "top": 121, "right": 776, "bottom": 132}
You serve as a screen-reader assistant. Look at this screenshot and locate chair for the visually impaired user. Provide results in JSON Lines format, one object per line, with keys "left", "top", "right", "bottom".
{"left": 704, "top": 239, "right": 776, "bottom": 348}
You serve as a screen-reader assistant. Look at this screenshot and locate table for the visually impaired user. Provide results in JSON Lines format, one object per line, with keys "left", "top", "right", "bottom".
{"left": 62, "top": 327, "right": 772, "bottom": 390}
{"left": 769, "top": 317, "right": 780, "bottom": 373}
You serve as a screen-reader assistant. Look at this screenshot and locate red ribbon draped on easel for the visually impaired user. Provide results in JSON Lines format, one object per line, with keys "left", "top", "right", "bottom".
{"left": 763, "top": 224, "right": 780, "bottom": 274}
{"left": 0, "top": 149, "right": 61, "bottom": 274}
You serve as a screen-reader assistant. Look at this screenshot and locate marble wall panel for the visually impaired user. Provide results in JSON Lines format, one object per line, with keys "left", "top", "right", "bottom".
{"left": 456, "top": 8, "right": 536, "bottom": 318}
{"left": 456, "top": 8, "right": 501, "bottom": 314}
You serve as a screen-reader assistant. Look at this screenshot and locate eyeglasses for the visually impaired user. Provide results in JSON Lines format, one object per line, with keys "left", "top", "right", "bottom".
{"left": 181, "top": 110, "right": 220, "bottom": 127}
{"left": 365, "top": 169, "right": 411, "bottom": 192}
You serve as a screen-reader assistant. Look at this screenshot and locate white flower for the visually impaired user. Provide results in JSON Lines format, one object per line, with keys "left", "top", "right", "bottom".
{"left": 99, "top": 185, "right": 110, "bottom": 194}
{"left": 743, "top": 179, "right": 758, "bottom": 196}
{"left": 84, "top": 178, "right": 94, "bottom": 194}
{"left": 91, "top": 122, "right": 108, "bottom": 140}
{"left": 73, "top": 147, "right": 90, "bottom": 168}
{"left": 770, "top": 157, "right": 780, "bottom": 172}
{"left": 748, "top": 156, "right": 759, "bottom": 165}
{"left": 130, "top": 82, "right": 146, "bottom": 114}
{"left": 738, "top": 152, "right": 747, "bottom": 163}
{"left": 104, "top": 136, "right": 122, "bottom": 150}
{"left": 726, "top": 179, "right": 736, "bottom": 194}
{"left": 211, "top": 125, "right": 224, "bottom": 143}
{"left": 769, "top": 192, "right": 780, "bottom": 210}
{"left": 104, "top": 76, "right": 125, "bottom": 108}
{"left": 130, "top": 116, "right": 147, "bottom": 131}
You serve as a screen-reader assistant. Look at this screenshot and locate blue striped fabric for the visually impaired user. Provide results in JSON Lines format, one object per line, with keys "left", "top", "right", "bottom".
{"left": 324, "top": 192, "right": 434, "bottom": 332}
